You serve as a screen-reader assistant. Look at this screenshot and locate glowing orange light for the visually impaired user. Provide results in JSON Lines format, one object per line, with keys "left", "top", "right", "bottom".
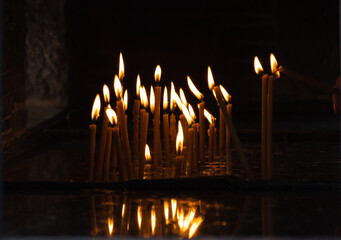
{"left": 114, "top": 75, "right": 123, "bottom": 99}
{"left": 123, "top": 89, "right": 128, "bottom": 111}
{"left": 91, "top": 94, "right": 101, "bottom": 121}
{"left": 207, "top": 66, "right": 215, "bottom": 90}
{"left": 155, "top": 65, "right": 161, "bottom": 83}
{"left": 254, "top": 56, "right": 263, "bottom": 75}
{"left": 171, "top": 199, "right": 177, "bottom": 219}
{"left": 163, "top": 86, "right": 168, "bottom": 111}
{"left": 183, "top": 208, "right": 196, "bottom": 232}
{"left": 151, "top": 205, "right": 156, "bottom": 235}
{"left": 174, "top": 90, "right": 182, "bottom": 111}
{"left": 140, "top": 86, "right": 148, "bottom": 108}
{"left": 145, "top": 144, "right": 151, "bottom": 162}
{"left": 219, "top": 85, "right": 231, "bottom": 103}
{"left": 176, "top": 121, "right": 184, "bottom": 154}
{"left": 180, "top": 88, "right": 187, "bottom": 106}
{"left": 103, "top": 84, "right": 110, "bottom": 104}
{"left": 187, "top": 76, "right": 203, "bottom": 100}
{"left": 137, "top": 205, "right": 142, "bottom": 231}
{"left": 270, "top": 53, "right": 280, "bottom": 78}
{"left": 121, "top": 203, "right": 125, "bottom": 218}
{"left": 204, "top": 109, "right": 215, "bottom": 124}
{"left": 188, "top": 216, "right": 204, "bottom": 239}
{"left": 164, "top": 201, "right": 169, "bottom": 222}
{"left": 170, "top": 82, "right": 176, "bottom": 112}
{"left": 106, "top": 108, "right": 117, "bottom": 125}
{"left": 182, "top": 104, "right": 193, "bottom": 126}
{"left": 108, "top": 217, "right": 114, "bottom": 236}
{"left": 150, "top": 86, "right": 155, "bottom": 114}
{"left": 119, "top": 52, "right": 124, "bottom": 80}
{"left": 188, "top": 104, "right": 196, "bottom": 121}
{"left": 136, "top": 74, "right": 141, "bottom": 97}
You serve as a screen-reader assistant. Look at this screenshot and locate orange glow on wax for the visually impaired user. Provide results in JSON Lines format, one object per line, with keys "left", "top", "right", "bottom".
{"left": 136, "top": 74, "right": 141, "bottom": 97}
{"left": 106, "top": 108, "right": 117, "bottom": 125}
{"left": 163, "top": 86, "right": 168, "bottom": 111}
{"left": 155, "top": 65, "right": 161, "bottom": 83}
{"left": 140, "top": 86, "right": 148, "bottom": 108}
{"left": 114, "top": 75, "right": 123, "bottom": 99}
{"left": 150, "top": 86, "right": 155, "bottom": 114}
{"left": 176, "top": 121, "right": 184, "bottom": 154}
{"left": 103, "top": 84, "right": 110, "bottom": 105}
{"left": 119, "top": 52, "right": 124, "bottom": 80}
{"left": 270, "top": 53, "right": 280, "bottom": 78}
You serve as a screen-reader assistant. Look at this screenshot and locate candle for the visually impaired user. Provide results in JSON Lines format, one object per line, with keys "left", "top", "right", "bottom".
{"left": 219, "top": 84, "right": 232, "bottom": 174}
{"left": 188, "top": 104, "right": 197, "bottom": 174}
{"left": 89, "top": 94, "right": 100, "bottom": 181}
{"left": 162, "top": 86, "right": 170, "bottom": 161}
{"left": 219, "top": 108, "right": 225, "bottom": 160}
{"left": 104, "top": 108, "right": 117, "bottom": 182}
{"left": 97, "top": 84, "right": 110, "bottom": 180}
{"left": 254, "top": 56, "right": 268, "bottom": 180}
{"left": 204, "top": 109, "right": 215, "bottom": 162}
{"left": 192, "top": 123, "right": 199, "bottom": 174}
{"left": 187, "top": 76, "right": 205, "bottom": 170}
{"left": 113, "top": 124, "right": 127, "bottom": 182}
{"left": 207, "top": 66, "right": 254, "bottom": 179}
{"left": 181, "top": 103, "right": 194, "bottom": 175}
{"left": 115, "top": 76, "right": 133, "bottom": 180}
{"left": 267, "top": 75, "right": 274, "bottom": 180}
{"left": 169, "top": 82, "right": 178, "bottom": 157}
{"left": 175, "top": 121, "right": 184, "bottom": 178}
{"left": 154, "top": 66, "right": 162, "bottom": 172}
{"left": 139, "top": 86, "right": 149, "bottom": 179}
{"left": 143, "top": 144, "right": 152, "bottom": 179}
{"left": 132, "top": 75, "right": 141, "bottom": 172}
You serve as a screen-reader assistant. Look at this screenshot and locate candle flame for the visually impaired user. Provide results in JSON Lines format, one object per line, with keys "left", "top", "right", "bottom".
{"left": 270, "top": 53, "right": 280, "bottom": 78}
{"left": 177, "top": 207, "right": 184, "bottom": 232}
{"left": 108, "top": 217, "right": 114, "bottom": 236}
{"left": 136, "top": 74, "right": 141, "bottom": 97}
{"left": 114, "top": 75, "right": 123, "bottom": 99}
{"left": 119, "top": 52, "right": 124, "bottom": 80}
{"left": 204, "top": 109, "right": 214, "bottom": 124}
{"left": 179, "top": 88, "right": 187, "bottom": 106}
{"left": 91, "top": 94, "right": 101, "bottom": 121}
{"left": 207, "top": 66, "right": 215, "bottom": 90}
{"left": 188, "top": 104, "right": 196, "bottom": 121}
{"left": 188, "top": 216, "right": 204, "bottom": 239}
{"left": 145, "top": 144, "right": 151, "bottom": 162}
{"left": 151, "top": 205, "right": 156, "bottom": 235}
{"left": 254, "top": 56, "right": 263, "bottom": 75}
{"left": 150, "top": 86, "right": 155, "bottom": 114}
{"left": 219, "top": 85, "right": 231, "bottom": 103}
{"left": 164, "top": 201, "right": 169, "bottom": 222}
{"left": 140, "top": 86, "right": 148, "bottom": 108}
{"left": 171, "top": 199, "right": 177, "bottom": 219}
{"left": 176, "top": 121, "right": 184, "bottom": 154}
{"left": 155, "top": 65, "right": 161, "bottom": 83}
{"left": 170, "top": 82, "right": 178, "bottom": 111}
{"left": 103, "top": 84, "right": 110, "bottom": 104}
{"left": 183, "top": 208, "right": 196, "bottom": 232}
{"left": 123, "top": 89, "right": 128, "bottom": 111}
{"left": 121, "top": 203, "right": 125, "bottom": 217}
{"left": 106, "top": 108, "right": 117, "bottom": 125}
{"left": 137, "top": 205, "right": 142, "bottom": 230}
{"left": 163, "top": 86, "right": 168, "bottom": 111}
{"left": 182, "top": 104, "right": 193, "bottom": 126}
{"left": 187, "top": 76, "right": 203, "bottom": 100}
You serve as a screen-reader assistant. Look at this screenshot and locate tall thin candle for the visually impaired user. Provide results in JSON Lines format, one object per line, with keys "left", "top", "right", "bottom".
{"left": 154, "top": 66, "right": 162, "bottom": 171}
{"left": 132, "top": 75, "right": 141, "bottom": 172}
{"left": 89, "top": 94, "right": 100, "bottom": 181}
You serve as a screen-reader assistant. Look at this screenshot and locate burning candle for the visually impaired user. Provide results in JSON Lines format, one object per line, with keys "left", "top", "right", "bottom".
{"left": 97, "top": 84, "right": 110, "bottom": 180}
{"left": 115, "top": 75, "right": 134, "bottom": 180}
{"left": 175, "top": 121, "right": 184, "bottom": 178}
{"left": 144, "top": 144, "right": 152, "bottom": 179}
{"left": 162, "top": 86, "right": 170, "bottom": 161}
{"left": 89, "top": 94, "right": 100, "bottom": 181}
{"left": 219, "top": 84, "right": 232, "bottom": 174}
{"left": 187, "top": 76, "right": 205, "bottom": 170}
{"left": 181, "top": 103, "right": 194, "bottom": 175}
{"left": 179, "top": 89, "right": 189, "bottom": 146}
{"left": 169, "top": 82, "right": 177, "bottom": 157}
{"left": 208, "top": 66, "right": 254, "bottom": 179}
{"left": 104, "top": 108, "right": 117, "bottom": 182}
{"left": 154, "top": 66, "right": 162, "bottom": 172}
{"left": 188, "top": 104, "right": 198, "bottom": 174}
{"left": 132, "top": 75, "right": 141, "bottom": 172}
{"left": 139, "top": 86, "right": 149, "bottom": 179}
{"left": 254, "top": 56, "right": 268, "bottom": 180}
{"left": 204, "top": 109, "right": 215, "bottom": 162}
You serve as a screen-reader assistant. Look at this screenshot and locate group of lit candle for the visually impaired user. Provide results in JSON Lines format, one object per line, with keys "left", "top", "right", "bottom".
{"left": 91, "top": 196, "right": 204, "bottom": 238}
{"left": 89, "top": 52, "right": 254, "bottom": 182}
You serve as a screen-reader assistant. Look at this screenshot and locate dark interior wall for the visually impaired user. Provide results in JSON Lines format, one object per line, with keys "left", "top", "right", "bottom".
{"left": 66, "top": 0, "right": 339, "bottom": 117}
{"left": 2, "top": 0, "right": 27, "bottom": 148}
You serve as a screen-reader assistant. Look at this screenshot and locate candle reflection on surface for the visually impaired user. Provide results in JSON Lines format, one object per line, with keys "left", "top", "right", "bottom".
{"left": 151, "top": 205, "right": 156, "bottom": 235}
{"left": 107, "top": 217, "right": 114, "bottom": 236}
{"left": 137, "top": 205, "right": 142, "bottom": 231}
